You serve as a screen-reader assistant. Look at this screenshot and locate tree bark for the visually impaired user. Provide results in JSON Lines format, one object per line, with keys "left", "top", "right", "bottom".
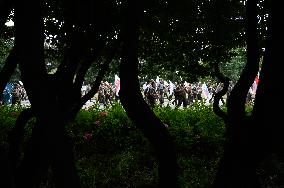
{"left": 119, "top": 1, "right": 178, "bottom": 187}
{"left": 252, "top": 0, "right": 282, "bottom": 163}
{"left": 0, "top": 48, "right": 18, "bottom": 101}
{"left": 212, "top": 0, "right": 262, "bottom": 187}
{"left": 13, "top": 1, "right": 81, "bottom": 187}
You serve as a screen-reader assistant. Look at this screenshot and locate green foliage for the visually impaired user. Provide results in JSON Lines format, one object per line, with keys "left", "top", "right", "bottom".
{"left": 220, "top": 47, "right": 247, "bottom": 84}
{"left": 72, "top": 103, "right": 226, "bottom": 187}
{"left": 69, "top": 102, "right": 156, "bottom": 187}
{"left": 0, "top": 38, "right": 21, "bottom": 82}
{"left": 0, "top": 105, "right": 35, "bottom": 150}
{"left": 153, "top": 104, "right": 225, "bottom": 187}
{"left": 0, "top": 105, "right": 20, "bottom": 145}
{"left": 0, "top": 0, "right": 249, "bottom": 84}
{"left": 0, "top": 103, "right": 226, "bottom": 187}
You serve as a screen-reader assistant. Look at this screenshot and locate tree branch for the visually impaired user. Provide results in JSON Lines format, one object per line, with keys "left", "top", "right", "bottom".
{"left": 68, "top": 38, "right": 121, "bottom": 117}
{"left": 0, "top": 47, "right": 18, "bottom": 100}
{"left": 212, "top": 62, "right": 229, "bottom": 122}
{"left": 8, "top": 108, "right": 34, "bottom": 171}
{"left": 14, "top": 0, "right": 47, "bottom": 107}
{"left": 55, "top": 29, "right": 89, "bottom": 85}
{"left": 227, "top": 0, "right": 260, "bottom": 118}
{"left": 119, "top": 1, "right": 178, "bottom": 187}
{"left": 73, "top": 39, "right": 105, "bottom": 90}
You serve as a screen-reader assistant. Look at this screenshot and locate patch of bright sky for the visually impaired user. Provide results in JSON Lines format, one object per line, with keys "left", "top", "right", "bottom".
{"left": 5, "top": 20, "right": 14, "bottom": 27}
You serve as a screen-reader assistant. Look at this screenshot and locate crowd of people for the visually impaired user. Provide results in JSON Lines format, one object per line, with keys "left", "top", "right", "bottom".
{"left": 1, "top": 77, "right": 258, "bottom": 108}
{"left": 1, "top": 82, "right": 27, "bottom": 106}
{"left": 93, "top": 77, "right": 257, "bottom": 108}
{"left": 142, "top": 78, "right": 225, "bottom": 108}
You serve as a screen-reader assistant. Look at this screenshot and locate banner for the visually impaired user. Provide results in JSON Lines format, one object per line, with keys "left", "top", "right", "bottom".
{"left": 202, "top": 83, "right": 209, "bottom": 99}
{"left": 2, "top": 83, "right": 13, "bottom": 104}
{"left": 114, "top": 75, "right": 120, "bottom": 96}
{"left": 169, "top": 81, "right": 175, "bottom": 95}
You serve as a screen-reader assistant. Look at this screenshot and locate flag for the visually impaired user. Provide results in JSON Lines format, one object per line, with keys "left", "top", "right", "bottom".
{"left": 184, "top": 81, "right": 189, "bottom": 87}
{"left": 3, "top": 83, "right": 13, "bottom": 104}
{"left": 252, "top": 80, "right": 257, "bottom": 94}
{"left": 114, "top": 75, "right": 120, "bottom": 96}
{"left": 252, "top": 71, "right": 260, "bottom": 94}
{"left": 202, "top": 83, "right": 209, "bottom": 99}
{"left": 164, "top": 80, "right": 168, "bottom": 86}
{"left": 169, "top": 80, "right": 175, "bottom": 95}
{"left": 156, "top": 76, "right": 160, "bottom": 83}
{"left": 255, "top": 75, "right": 259, "bottom": 85}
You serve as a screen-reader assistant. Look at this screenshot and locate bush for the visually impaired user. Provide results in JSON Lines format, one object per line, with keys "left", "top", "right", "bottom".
{"left": 0, "top": 105, "right": 24, "bottom": 145}
{"left": 0, "top": 102, "right": 226, "bottom": 187}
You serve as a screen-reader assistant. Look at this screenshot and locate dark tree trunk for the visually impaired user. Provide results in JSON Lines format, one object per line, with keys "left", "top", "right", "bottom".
{"left": 0, "top": 0, "right": 17, "bottom": 96}
{"left": 0, "top": 48, "right": 18, "bottom": 101}
{"left": 2, "top": 0, "right": 118, "bottom": 187}
{"left": 12, "top": 1, "right": 82, "bottom": 187}
{"left": 212, "top": 1, "right": 263, "bottom": 187}
{"left": 119, "top": 1, "right": 178, "bottom": 187}
{"left": 14, "top": 106, "right": 81, "bottom": 188}
{"left": 251, "top": 0, "right": 282, "bottom": 165}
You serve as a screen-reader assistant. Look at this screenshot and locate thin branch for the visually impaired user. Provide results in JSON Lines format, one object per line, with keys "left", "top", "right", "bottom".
{"left": 227, "top": 0, "right": 260, "bottom": 117}
{"left": 8, "top": 108, "right": 34, "bottom": 171}
{"left": 81, "top": 57, "right": 110, "bottom": 104}
{"left": 213, "top": 62, "right": 229, "bottom": 122}
{"left": 0, "top": 47, "right": 18, "bottom": 100}
{"left": 74, "top": 37, "right": 121, "bottom": 89}
{"left": 73, "top": 39, "right": 105, "bottom": 90}
{"left": 14, "top": 0, "right": 47, "bottom": 106}
{"left": 68, "top": 38, "right": 121, "bottom": 117}
{"left": 70, "top": 49, "right": 116, "bottom": 116}
{"left": 55, "top": 29, "right": 88, "bottom": 84}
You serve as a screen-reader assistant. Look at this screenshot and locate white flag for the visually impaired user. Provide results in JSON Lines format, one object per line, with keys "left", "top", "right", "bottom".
{"left": 202, "top": 83, "right": 209, "bottom": 99}
{"left": 156, "top": 76, "right": 160, "bottom": 83}
{"left": 114, "top": 75, "right": 120, "bottom": 96}
{"left": 169, "top": 80, "right": 175, "bottom": 95}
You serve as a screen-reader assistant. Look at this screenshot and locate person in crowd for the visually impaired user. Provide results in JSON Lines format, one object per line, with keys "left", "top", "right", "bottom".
{"left": 176, "top": 81, "right": 187, "bottom": 108}
{"left": 157, "top": 79, "right": 165, "bottom": 107}
{"left": 172, "top": 82, "right": 179, "bottom": 106}
{"left": 12, "top": 83, "right": 21, "bottom": 105}
{"left": 145, "top": 80, "right": 157, "bottom": 107}
{"left": 186, "top": 84, "right": 194, "bottom": 105}
{"left": 98, "top": 81, "right": 105, "bottom": 105}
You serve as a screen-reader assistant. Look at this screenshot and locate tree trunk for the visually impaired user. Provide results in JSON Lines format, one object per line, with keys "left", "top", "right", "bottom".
{"left": 251, "top": 0, "right": 283, "bottom": 168}
{"left": 212, "top": 1, "right": 263, "bottom": 187}
{"left": 119, "top": 1, "right": 178, "bottom": 187}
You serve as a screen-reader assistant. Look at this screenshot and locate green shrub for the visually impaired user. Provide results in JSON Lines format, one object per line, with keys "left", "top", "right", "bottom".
{"left": 0, "top": 102, "right": 226, "bottom": 187}
{"left": 0, "top": 105, "right": 25, "bottom": 145}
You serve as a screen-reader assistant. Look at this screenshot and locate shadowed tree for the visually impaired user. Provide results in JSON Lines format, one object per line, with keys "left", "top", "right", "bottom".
{"left": 0, "top": 0, "right": 17, "bottom": 103}
{"left": 0, "top": 0, "right": 121, "bottom": 187}
{"left": 212, "top": 0, "right": 283, "bottom": 187}
{"left": 1, "top": 0, "right": 279, "bottom": 187}
{"left": 1, "top": 1, "right": 246, "bottom": 187}
{"left": 119, "top": 1, "right": 178, "bottom": 187}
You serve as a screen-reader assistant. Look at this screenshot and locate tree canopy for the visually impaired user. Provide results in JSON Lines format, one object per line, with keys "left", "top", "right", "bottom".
{"left": 1, "top": 0, "right": 262, "bottom": 84}
{"left": 0, "top": 0, "right": 278, "bottom": 187}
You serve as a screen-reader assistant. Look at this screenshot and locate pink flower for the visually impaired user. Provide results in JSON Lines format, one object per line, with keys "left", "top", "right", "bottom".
{"left": 94, "top": 120, "right": 100, "bottom": 125}
{"left": 83, "top": 132, "right": 93, "bottom": 141}
{"left": 99, "top": 111, "right": 108, "bottom": 117}
{"left": 10, "top": 112, "right": 18, "bottom": 118}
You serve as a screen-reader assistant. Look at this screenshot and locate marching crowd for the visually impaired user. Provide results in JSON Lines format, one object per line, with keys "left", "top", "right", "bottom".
{"left": 142, "top": 79, "right": 226, "bottom": 108}
{"left": 93, "top": 77, "right": 257, "bottom": 108}
{"left": 1, "top": 77, "right": 257, "bottom": 108}
{"left": 1, "top": 83, "right": 27, "bottom": 106}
